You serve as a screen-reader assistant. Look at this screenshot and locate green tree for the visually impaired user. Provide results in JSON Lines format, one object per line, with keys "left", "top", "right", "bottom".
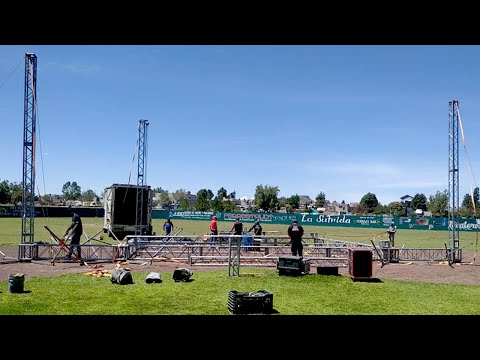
{"left": 82, "top": 189, "right": 97, "bottom": 202}
{"left": 196, "top": 189, "right": 214, "bottom": 211}
{"left": 62, "top": 181, "right": 81, "bottom": 201}
{"left": 159, "top": 191, "right": 171, "bottom": 208}
{"left": 462, "top": 193, "right": 472, "bottom": 210}
{"left": 217, "top": 187, "right": 227, "bottom": 199}
{"left": 373, "top": 204, "right": 388, "bottom": 215}
{"left": 11, "top": 184, "right": 22, "bottom": 204}
{"left": 388, "top": 201, "right": 404, "bottom": 216}
{"left": 210, "top": 196, "right": 238, "bottom": 212}
{"left": 0, "top": 180, "right": 12, "bottom": 204}
{"left": 458, "top": 207, "right": 472, "bottom": 218}
{"left": 428, "top": 190, "right": 448, "bottom": 218}
{"left": 222, "top": 200, "right": 238, "bottom": 212}
{"left": 277, "top": 197, "right": 287, "bottom": 209}
{"left": 461, "top": 187, "right": 479, "bottom": 216}
{"left": 287, "top": 194, "right": 300, "bottom": 210}
{"left": 152, "top": 188, "right": 171, "bottom": 208}
{"left": 475, "top": 187, "right": 480, "bottom": 209}
{"left": 315, "top": 192, "right": 326, "bottom": 208}
{"left": 211, "top": 197, "right": 223, "bottom": 211}
{"left": 173, "top": 189, "right": 190, "bottom": 209}
{"left": 179, "top": 197, "right": 190, "bottom": 210}
{"left": 359, "top": 192, "right": 379, "bottom": 213}
{"left": 254, "top": 185, "right": 280, "bottom": 211}
{"left": 412, "top": 193, "right": 428, "bottom": 211}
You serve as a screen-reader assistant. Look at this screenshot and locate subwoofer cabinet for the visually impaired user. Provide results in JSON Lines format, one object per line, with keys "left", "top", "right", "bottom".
{"left": 348, "top": 248, "right": 372, "bottom": 281}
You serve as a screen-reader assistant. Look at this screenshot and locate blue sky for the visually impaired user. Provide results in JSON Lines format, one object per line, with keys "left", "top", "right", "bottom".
{"left": 0, "top": 45, "right": 479, "bottom": 205}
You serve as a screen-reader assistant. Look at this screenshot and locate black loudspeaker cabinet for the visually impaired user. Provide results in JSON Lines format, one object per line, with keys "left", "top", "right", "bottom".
{"left": 348, "top": 248, "right": 372, "bottom": 279}
{"left": 277, "top": 256, "right": 310, "bottom": 276}
{"left": 316, "top": 266, "right": 339, "bottom": 275}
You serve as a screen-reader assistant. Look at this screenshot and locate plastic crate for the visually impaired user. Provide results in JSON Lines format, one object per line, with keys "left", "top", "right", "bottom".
{"left": 228, "top": 290, "right": 273, "bottom": 314}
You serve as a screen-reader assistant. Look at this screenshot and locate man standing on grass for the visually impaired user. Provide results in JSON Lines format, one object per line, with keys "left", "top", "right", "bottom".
{"left": 163, "top": 218, "right": 174, "bottom": 236}
{"left": 64, "top": 207, "right": 84, "bottom": 265}
{"left": 287, "top": 220, "right": 304, "bottom": 257}
{"left": 387, "top": 222, "right": 397, "bottom": 247}
{"left": 231, "top": 218, "right": 243, "bottom": 235}
{"left": 210, "top": 215, "right": 218, "bottom": 236}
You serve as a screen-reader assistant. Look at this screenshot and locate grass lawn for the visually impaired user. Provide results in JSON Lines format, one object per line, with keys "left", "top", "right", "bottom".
{"left": 1, "top": 217, "right": 480, "bottom": 316}
{"left": 1, "top": 267, "right": 480, "bottom": 315}
{"left": 1, "top": 217, "right": 477, "bottom": 249}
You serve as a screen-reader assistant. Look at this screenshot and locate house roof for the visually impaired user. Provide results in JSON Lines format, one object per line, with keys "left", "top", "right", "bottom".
{"left": 400, "top": 195, "right": 413, "bottom": 200}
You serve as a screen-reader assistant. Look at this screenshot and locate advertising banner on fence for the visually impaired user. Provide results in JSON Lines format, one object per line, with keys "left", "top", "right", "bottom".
{"left": 152, "top": 209, "right": 480, "bottom": 232}
{"left": 2, "top": 206, "right": 478, "bottom": 232}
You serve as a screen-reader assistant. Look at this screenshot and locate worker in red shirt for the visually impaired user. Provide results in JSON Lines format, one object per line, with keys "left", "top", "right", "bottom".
{"left": 208, "top": 215, "right": 219, "bottom": 243}
{"left": 210, "top": 215, "right": 218, "bottom": 236}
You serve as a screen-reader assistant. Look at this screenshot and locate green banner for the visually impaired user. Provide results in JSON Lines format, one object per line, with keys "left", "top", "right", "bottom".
{"left": 153, "top": 210, "right": 480, "bottom": 231}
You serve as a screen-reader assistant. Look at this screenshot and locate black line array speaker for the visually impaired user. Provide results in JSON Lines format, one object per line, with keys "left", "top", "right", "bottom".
{"left": 348, "top": 248, "right": 372, "bottom": 279}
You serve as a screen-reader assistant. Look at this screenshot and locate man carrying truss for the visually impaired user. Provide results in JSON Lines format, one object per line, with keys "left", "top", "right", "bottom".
{"left": 64, "top": 207, "right": 84, "bottom": 265}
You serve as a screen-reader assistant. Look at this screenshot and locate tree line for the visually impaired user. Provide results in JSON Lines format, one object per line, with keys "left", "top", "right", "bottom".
{"left": 1, "top": 178, "right": 479, "bottom": 217}
{"left": 0, "top": 180, "right": 98, "bottom": 206}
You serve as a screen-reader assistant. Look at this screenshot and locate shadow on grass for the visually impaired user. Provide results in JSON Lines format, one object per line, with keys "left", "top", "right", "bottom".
{"left": 351, "top": 277, "right": 383, "bottom": 283}
{"left": 229, "top": 308, "right": 280, "bottom": 315}
{"left": 5, "top": 290, "right": 32, "bottom": 294}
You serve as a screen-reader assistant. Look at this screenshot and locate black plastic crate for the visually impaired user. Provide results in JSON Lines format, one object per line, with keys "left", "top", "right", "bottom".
{"left": 228, "top": 290, "right": 273, "bottom": 314}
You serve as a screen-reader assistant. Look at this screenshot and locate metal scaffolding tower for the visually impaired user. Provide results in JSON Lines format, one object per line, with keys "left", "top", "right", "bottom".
{"left": 448, "top": 100, "right": 461, "bottom": 262}
{"left": 19, "top": 53, "right": 37, "bottom": 260}
{"left": 135, "top": 119, "right": 149, "bottom": 235}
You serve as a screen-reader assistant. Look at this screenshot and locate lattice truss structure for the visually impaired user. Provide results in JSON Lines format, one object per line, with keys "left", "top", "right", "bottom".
{"left": 19, "top": 234, "right": 457, "bottom": 266}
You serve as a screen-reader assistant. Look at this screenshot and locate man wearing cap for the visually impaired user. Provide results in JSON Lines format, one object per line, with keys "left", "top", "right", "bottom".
{"left": 64, "top": 207, "right": 84, "bottom": 264}
{"left": 163, "top": 218, "right": 174, "bottom": 236}
{"left": 248, "top": 219, "right": 263, "bottom": 237}
{"left": 387, "top": 222, "right": 397, "bottom": 247}
{"left": 248, "top": 219, "right": 263, "bottom": 248}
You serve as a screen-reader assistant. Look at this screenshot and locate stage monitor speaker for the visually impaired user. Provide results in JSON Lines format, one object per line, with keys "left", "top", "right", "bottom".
{"left": 277, "top": 256, "right": 310, "bottom": 276}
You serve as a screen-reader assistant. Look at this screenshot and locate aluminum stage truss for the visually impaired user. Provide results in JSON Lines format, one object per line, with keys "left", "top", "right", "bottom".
{"left": 16, "top": 234, "right": 459, "bottom": 266}
{"left": 19, "top": 243, "right": 129, "bottom": 263}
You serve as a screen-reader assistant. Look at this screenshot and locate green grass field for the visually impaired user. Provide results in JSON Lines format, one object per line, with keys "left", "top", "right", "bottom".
{"left": 1, "top": 267, "right": 480, "bottom": 315}
{"left": 1, "top": 217, "right": 477, "bottom": 249}
{"left": 1, "top": 217, "right": 480, "bottom": 315}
